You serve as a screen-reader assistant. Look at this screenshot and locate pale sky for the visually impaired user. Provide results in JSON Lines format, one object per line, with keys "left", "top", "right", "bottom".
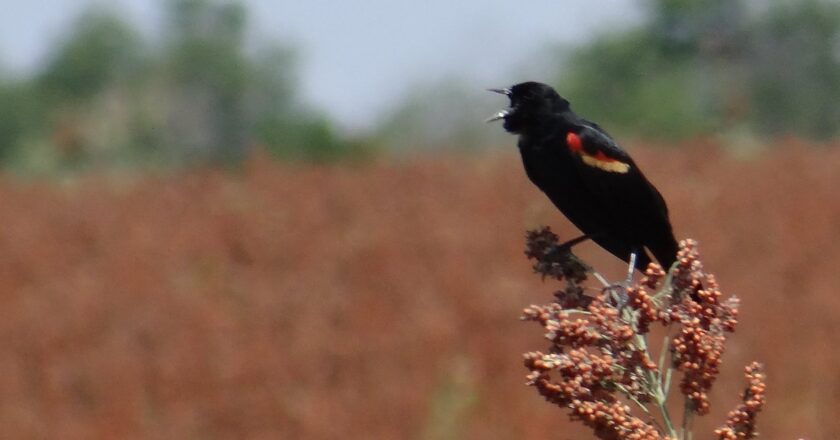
{"left": 0, "top": 1, "right": 643, "bottom": 130}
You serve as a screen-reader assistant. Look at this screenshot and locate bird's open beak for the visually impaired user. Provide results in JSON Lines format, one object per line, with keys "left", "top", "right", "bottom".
{"left": 487, "top": 88, "right": 511, "bottom": 96}
{"left": 485, "top": 110, "right": 509, "bottom": 123}
{"left": 486, "top": 88, "right": 512, "bottom": 123}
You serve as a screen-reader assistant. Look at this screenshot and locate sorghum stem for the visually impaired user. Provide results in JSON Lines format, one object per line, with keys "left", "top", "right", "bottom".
{"left": 633, "top": 330, "right": 678, "bottom": 438}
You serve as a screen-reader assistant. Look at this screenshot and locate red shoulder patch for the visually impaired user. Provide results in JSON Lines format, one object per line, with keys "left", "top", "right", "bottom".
{"left": 566, "top": 132, "right": 583, "bottom": 152}
{"left": 566, "top": 131, "right": 630, "bottom": 173}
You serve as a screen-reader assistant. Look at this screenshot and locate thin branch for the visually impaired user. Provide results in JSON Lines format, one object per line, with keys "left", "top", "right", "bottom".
{"left": 592, "top": 270, "right": 611, "bottom": 288}
{"left": 633, "top": 328, "right": 677, "bottom": 438}
{"left": 616, "top": 384, "right": 652, "bottom": 416}
{"left": 683, "top": 399, "right": 695, "bottom": 440}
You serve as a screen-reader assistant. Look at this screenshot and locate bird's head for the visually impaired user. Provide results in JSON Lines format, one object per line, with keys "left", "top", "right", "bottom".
{"left": 486, "top": 81, "right": 570, "bottom": 134}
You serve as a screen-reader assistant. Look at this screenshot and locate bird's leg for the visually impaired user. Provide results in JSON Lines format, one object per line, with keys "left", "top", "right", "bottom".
{"left": 613, "top": 251, "right": 638, "bottom": 312}
{"left": 558, "top": 234, "right": 591, "bottom": 250}
{"left": 593, "top": 271, "right": 625, "bottom": 310}
{"left": 554, "top": 234, "right": 635, "bottom": 309}
{"left": 544, "top": 234, "right": 590, "bottom": 262}
{"left": 624, "top": 251, "right": 637, "bottom": 287}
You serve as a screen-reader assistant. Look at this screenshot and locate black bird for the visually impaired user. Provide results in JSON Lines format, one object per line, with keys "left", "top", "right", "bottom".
{"left": 488, "top": 81, "right": 678, "bottom": 271}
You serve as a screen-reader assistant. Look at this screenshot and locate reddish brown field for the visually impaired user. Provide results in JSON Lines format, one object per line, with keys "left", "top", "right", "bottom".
{"left": 0, "top": 143, "right": 837, "bottom": 439}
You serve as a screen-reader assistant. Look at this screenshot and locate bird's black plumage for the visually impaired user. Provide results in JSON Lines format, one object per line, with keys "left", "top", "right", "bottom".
{"left": 489, "top": 81, "right": 678, "bottom": 271}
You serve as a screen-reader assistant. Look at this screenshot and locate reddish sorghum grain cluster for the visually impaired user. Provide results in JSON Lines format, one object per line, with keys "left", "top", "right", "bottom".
{"left": 667, "top": 240, "right": 740, "bottom": 415}
{"left": 714, "top": 362, "right": 767, "bottom": 440}
{"left": 523, "top": 349, "right": 667, "bottom": 440}
{"left": 521, "top": 230, "right": 764, "bottom": 440}
{"left": 626, "top": 285, "right": 661, "bottom": 334}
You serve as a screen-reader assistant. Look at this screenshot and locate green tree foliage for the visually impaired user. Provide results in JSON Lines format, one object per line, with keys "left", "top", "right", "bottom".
{"left": 163, "top": 0, "right": 250, "bottom": 160}
{"left": 748, "top": 0, "right": 840, "bottom": 139}
{"left": 244, "top": 45, "right": 360, "bottom": 162}
{"left": 0, "top": 0, "right": 364, "bottom": 172}
{"left": 648, "top": 0, "right": 745, "bottom": 57}
{"left": 375, "top": 78, "right": 506, "bottom": 151}
{"left": 0, "top": 82, "right": 38, "bottom": 161}
{"left": 159, "top": 0, "right": 363, "bottom": 163}
{"left": 558, "top": 30, "right": 712, "bottom": 139}
{"left": 16, "top": 9, "right": 148, "bottom": 171}
{"left": 559, "top": 0, "right": 840, "bottom": 141}
{"left": 36, "top": 9, "right": 143, "bottom": 105}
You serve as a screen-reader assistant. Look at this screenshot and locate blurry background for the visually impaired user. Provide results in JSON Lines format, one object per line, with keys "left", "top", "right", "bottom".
{"left": 0, "top": 0, "right": 837, "bottom": 438}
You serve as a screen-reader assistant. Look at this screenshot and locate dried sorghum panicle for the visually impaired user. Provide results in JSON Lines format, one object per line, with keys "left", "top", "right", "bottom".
{"left": 573, "top": 400, "right": 668, "bottom": 440}
{"left": 525, "top": 227, "right": 590, "bottom": 283}
{"left": 671, "top": 239, "right": 705, "bottom": 301}
{"left": 626, "top": 286, "right": 659, "bottom": 334}
{"left": 714, "top": 362, "right": 766, "bottom": 440}
{"left": 554, "top": 284, "right": 595, "bottom": 309}
{"left": 521, "top": 233, "right": 761, "bottom": 439}
{"left": 524, "top": 349, "right": 670, "bottom": 440}
{"left": 641, "top": 263, "right": 666, "bottom": 290}
{"left": 522, "top": 303, "right": 601, "bottom": 347}
{"left": 670, "top": 308, "right": 726, "bottom": 414}
{"left": 666, "top": 242, "right": 739, "bottom": 415}
{"left": 589, "top": 297, "right": 635, "bottom": 344}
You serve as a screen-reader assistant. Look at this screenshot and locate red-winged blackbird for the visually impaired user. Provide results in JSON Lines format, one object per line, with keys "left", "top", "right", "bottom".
{"left": 488, "top": 81, "right": 678, "bottom": 271}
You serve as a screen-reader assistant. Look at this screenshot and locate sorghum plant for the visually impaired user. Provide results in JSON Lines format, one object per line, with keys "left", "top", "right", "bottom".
{"left": 521, "top": 227, "right": 765, "bottom": 440}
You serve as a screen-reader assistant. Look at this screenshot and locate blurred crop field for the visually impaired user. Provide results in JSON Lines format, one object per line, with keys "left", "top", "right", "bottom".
{"left": 0, "top": 142, "right": 838, "bottom": 439}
